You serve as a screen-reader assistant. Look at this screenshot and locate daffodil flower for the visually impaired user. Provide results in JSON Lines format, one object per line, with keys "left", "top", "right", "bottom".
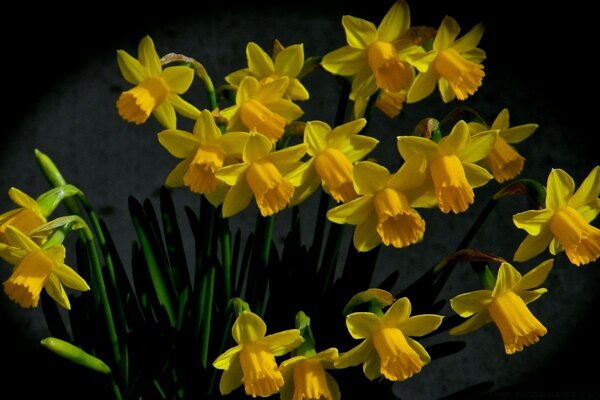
{"left": 216, "top": 133, "right": 307, "bottom": 217}
{"left": 469, "top": 109, "right": 538, "bottom": 182}
{"left": 327, "top": 155, "right": 427, "bottom": 252}
{"left": 116, "top": 36, "right": 200, "bottom": 129}
{"left": 0, "top": 188, "right": 47, "bottom": 244}
{"left": 352, "top": 89, "right": 407, "bottom": 119}
{"left": 286, "top": 118, "right": 378, "bottom": 205}
{"left": 226, "top": 41, "right": 309, "bottom": 101}
{"left": 157, "top": 109, "right": 250, "bottom": 206}
{"left": 279, "top": 348, "right": 340, "bottom": 400}
{"left": 513, "top": 167, "right": 600, "bottom": 266}
{"left": 321, "top": 0, "right": 422, "bottom": 100}
{"left": 450, "top": 260, "right": 553, "bottom": 354}
{"left": 396, "top": 120, "right": 496, "bottom": 214}
{"left": 335, "top": 297, "right": 442, "bottom": 381}
{"left": 407, "top": 16, "right": 485, "bottom": 103}
{"left": 213, "top": 311, "right": 303, "bottom": 397}
{"left": 221, "top": 76, "right": 303, "bottom": 142}
{"left": 0, "top": 226, "right": 89, "bottom": 309}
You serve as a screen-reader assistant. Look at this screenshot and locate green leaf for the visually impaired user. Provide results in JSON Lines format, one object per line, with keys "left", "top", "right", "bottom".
{"left": 160, "top": 187, "right": 190, "bottom": 295}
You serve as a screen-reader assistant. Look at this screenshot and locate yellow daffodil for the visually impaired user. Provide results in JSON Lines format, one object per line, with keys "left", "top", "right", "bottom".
{"left": 336, "top": 297, "right": 442, "bottom": 381}
{"left": 215, "top": 133, "right": 307, "bottom": 217}
{"left": 226, "top": 41, "right": 309, "bottom": 101}
{"left": 116, "top": 36, "right": 200, "bottom": 129}
{"left": 279, "top": 348, "right": 340, "bottom": 400}
{"left": 327, "top": 155, "right": 426, "bottom": 252}
{"left": 513, "top": 167, "right": 600, "bottom": 266}
{"left": 213, "top": 311, "right": 303, "bottom": 397}
{"left": 352, "top": 89, "right": 407, "bottom": 119}
{"left": 469, "top": 109, "right": 538, "bottom": 183}
{"left": 157, "top": 110, "right": 250, "bottom": 206}
{"left": 221, "top": 76, "right": 303, "bottom": 142}
{"left": 396, "top": 120, "right": 496, "bottom": 214}
{"left": 407, "top": 17, "right": 485, "bottom": 103}
{"left": 450, "top": 260, "right": 553, "bottom": 354}
{"left": 321, "top": 0, "right": 422, "bottom": 100}
{"left": 286, "top": 118, "right": 378, "bottom": 205}
{"left": 0, "top": 226, "right": 89, "bottom": 309}
{"left": 0, "top": 188, "right": 47, "bottom": 244}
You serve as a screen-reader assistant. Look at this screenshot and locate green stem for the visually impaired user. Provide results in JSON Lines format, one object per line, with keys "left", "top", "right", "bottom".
{"left": 318, "top": 223, "right": 344, "bottom": 300}
{"left": 456, "top": 199, "right": 497, "bottom": 251}
{"left": 220, "top": 217, "right": 232, "bottom": 304}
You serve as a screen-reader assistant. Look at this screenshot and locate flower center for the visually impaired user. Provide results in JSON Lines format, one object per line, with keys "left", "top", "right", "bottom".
{"left": 372, "top": 327, "right": 424, "bottom": 381}
{"left": 367, "top": 41, "right": 413, "bottom": 92}
{"left": 486, "top": 136, "right": 525, "bottom": 183}
{"left": 433, "top": 48, "right": 484, "bottom": 100}
{"left": 3, "top": 250, "right": 54, "bottom": 308}
{"left": 239, "top": 342, "right": 284, "bottom": 397}
{"left": 240, "top": 99, "right": 286, "bottom": 142}
{"left": 116, "top": 76, "right": 169, "bottom": 124}
{"left": 429, "top": 154, "right": 474, "bottom": 213}
{"left": 246, "top": 159, "right": 294, "bottom": 216}
{"left": 0, "top": 208, "right": 45, "bottom": 244}
{"left": 314, "top": 148, "right": 357, "bottom": 203}
{"left": 183, "top": 145, "right": 225, "bottom": 194}
{"left": 548, "top": 206, "right": 600, "bottom": 266}
{"left": 488, "top": 291, "right": 547, "bottom": 354}
{"left": 292, "top": 359, "right": 333, "bottom": 400}
{"left": 373, "top": 188, "right": 425, "bottom": 248}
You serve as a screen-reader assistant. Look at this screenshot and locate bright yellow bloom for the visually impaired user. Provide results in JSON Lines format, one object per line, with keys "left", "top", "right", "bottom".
{"left": 279, "top": 348, "right": 340, "bottom": 400}
{"left": 396, "top": 120, "right": 496, "bottom": 213}
{"left": 226, "top": 41, "right": 309, "bottom": 101}
{"left": 327, "top": 155, "right": 427, "bottom": 252}
{"left": 321, "top": 0, "right": 422, "bottom": 100}
{"left": 157, "top": 110, "right": 250, "bottom": 206}
{"left": 513, "top": 167, "right": 600, "bottom": 266}
{"left": 221, "top": 76, "right": 303, "bottom": 142}
{"left": 216, "top": 133, "right": 307, "bottom": 217}
{"left": 0, "top": 226, "right": 89, "bottom": 309}
{"left": 116, "top": 36, "right": 200, "bottom": 129}
{"left": 469, "top": 109, "right": 538, "bottom": 182}
{"left": 450, "top": 260, "right": 553, "bottom": 354}
{"left": 0, "top": 188, "right": 47, "bottom": 244}
{"left": 407, "top": 17, "right": 485, "bottom": 103}
{"left": 286, "top": 119, "right": 378, "bottom": 205}
{"left": 213, "top": 311, "right": 303, "bottom": 397}
{"left": 335, "top": 297, "right": 442, "bottom": 381}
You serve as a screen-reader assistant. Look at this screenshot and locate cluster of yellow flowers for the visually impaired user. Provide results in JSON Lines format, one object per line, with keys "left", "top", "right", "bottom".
{"left": 1, "top": 1, "right": 599, "bottom": 399}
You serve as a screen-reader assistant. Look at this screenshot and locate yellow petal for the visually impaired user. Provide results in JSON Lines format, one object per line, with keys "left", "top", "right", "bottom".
{"left": 237, "top": 76, "right": 260, "bottom": 104}
{"left": 513, "top": 259, "right": 553, "bottom": 292}
{"left": 517, "top": 288, "right": 548, "bottom": 305}
{"left": 5, "top": 225, "right": 39, "bottom": 251}
{"left": 219, "top": 354, "right": 243, "bottom": 395}
{"left": 265, "top": 99, "right": 304, "bottom": 122}
{"left": 439, "top": 121, "right": 470, "bottom": 155}
{"left": 213, "top": 345, "right": 243, "bottom": 370}
{"left": 219, "top": 132, "right": 251, "bottom": 157}
{"left": 165, "top": 159, "right": 191, "bottom": 187}
{"left": 353, "top": 214, "right": 380, "bottom": 251}
{"left": 288, "top": 168, "right": 320, "bottom": 206}
{"left": 388, "top": 154, "right": 426, "bottom": 192}
{"left": 116, "top": 49, "right": 147, "bottom": 84}
{"left": 305, "top": 121, "right": 330, "bottom": 155}
{"left": 321, "top": 46, "right": 367, "bottom": 76}
{"left": 44, "top": 274, "right": 70, "bottom": 310}
{"left": 462, "top": 162, "right": 493, "bottom": 188}
{"left": 577, "top": 198, "right": 600, "bottom": 223}
{"left": 253, "top": 76, "right": 289, "bottom": 104}
{"left": 162, "top": 66, "right": 194, "bottom": 94}
{"left": 377, "top": 0, "right": 410, "bottom": 42}
{"left": 266, "top": 144, "right": 308, "bottom": 171}
{"left": 451, "top": 23, "right": 484, "bottom": 53}
{"left": 8, "top": 188, "right": 39, "bottom": 212}
{"left": 157, "top": 129, "right": 200, "bottom": 158}
{"left": 138, "top": 36, "right": 162, "bottom": 76}
{"left": 353, "top": 161, "right": 390, "bottom": 195}
{"left": 433, "top": 16, "right": 460, "bottom": 51}
{"left": 456, "top": 129, "right": 497, "bottom": 163}
{"left": 406, "top": 68, "right": 438, "bottom": 103}
{"left": 350, "top": 66, "right": 377, "bottom": 99}
{"left": 343, "top": 135, "right": 379, "bottom": 163}
{"left": 569, "top": 166, "right": 600, "bottom": 210}
{"left": 342, "top": 15, "right": 377, "bottom": 49}
{"left": 546, "top": 168, "right": 575, "bottom": 211}
{"left": 53, "top": 263, "right": 90, "bottom": 291}
{"left": 346, "top": 312, "right": 381, "bottom": 339}
{"left": 232, "top": 311, "right": 267, "bottom": 344}
{"left": 327, "top": 195, "right": 373, "bottom": 225}
{"left": 450, "top": 290, "right": 492, "bottom": 317}
{"left": 152, "top": 102, "right": 176, "bottom": 129}
{"left": 513, "top": 229, "right": 553, "bottom": 262}
{"left": 438, "top": 77, "right": 455, "bottom": 103}
{"left": 492, "top": 262, "right": 521, "bottom": 296}
{"left": 224, "top": 68, "right": 249, "bottom": 88}
{"left": 383, "top": 297, "right": 411, "bottom": 324}
{"left": 501, "top": 124, "right": 538, "bottom": 144}
{"left": 246, "top": 42, "right": 275, "bottom": 77}
{"left": 0, "top": 243, "right": 27, "bottom": 264}
{"left": 449, "top": 311, "right": 489, "bottom": 336}
{"left": 243, "top": 134, "right": 272, "bottom": 163}
{"left": 286, "top": 79, "right": 310, "bottom": 101}
{"left": 194, "top": 109, "right": 222, "bottom": 144}
{"left": 216, "top": 163, "right": 250, "bottom": 186}
{"left": 405, "top": 337, "right": 431, "bottom": 364}
{"left": 167, "top": 93, "right": 201, "bottom": 119}
{"left": 335, "top": 340, "right": 372, "bottom": 369}
{"left": 396, "top": 136, "right": 438, "bottom": 162}
{"left": 222, "top": 179, "right": 253, "bottom": 218}
{"left": 262, "top": 329, "right": 303, "bottom": 356}
{"left": 513, "top": 209, "right": 554, "bottom": 235}
{"left": 274, "top": 44, "right": 304, "bottom": 77}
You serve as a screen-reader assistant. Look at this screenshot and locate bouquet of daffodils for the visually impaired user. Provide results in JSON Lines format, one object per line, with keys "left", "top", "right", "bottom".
{"left": 1, "top": 1, "right": 599, "bottom": 399}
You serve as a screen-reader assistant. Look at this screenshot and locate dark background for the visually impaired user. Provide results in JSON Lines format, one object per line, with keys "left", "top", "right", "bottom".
{"left": 1, "top": 1, "right": 599, "bottom": 398}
